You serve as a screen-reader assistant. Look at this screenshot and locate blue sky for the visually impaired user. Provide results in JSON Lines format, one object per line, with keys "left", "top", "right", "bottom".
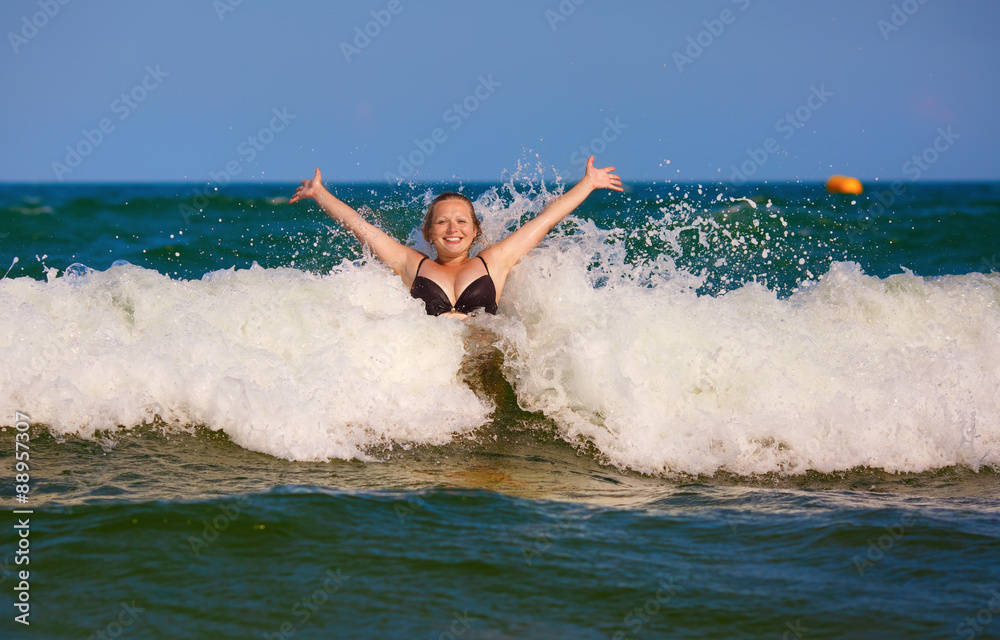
{"left": 2, "top": 0, "right": 997, "bottom": 183}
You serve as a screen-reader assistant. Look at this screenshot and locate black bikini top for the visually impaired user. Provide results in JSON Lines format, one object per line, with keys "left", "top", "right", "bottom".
{"left": 410, "top": 256, "right": 498, "bottom": 316}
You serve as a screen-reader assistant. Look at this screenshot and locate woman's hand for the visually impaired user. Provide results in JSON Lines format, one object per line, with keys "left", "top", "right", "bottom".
{"left": 583, "top": 155, "right": 624, "bottom": 192}
{"left": 289, "top": 168, "right": 325, "bottom": 204}
{"left": 479, "top": 155, "right": 624, "bottom": 294}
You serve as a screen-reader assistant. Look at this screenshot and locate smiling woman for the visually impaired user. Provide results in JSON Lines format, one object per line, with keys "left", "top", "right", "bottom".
{"left": 289, "top": 156, "right": 623, "bottom": 317}
{"left": 409, "top": 193, "right": 497, "bottom": 316}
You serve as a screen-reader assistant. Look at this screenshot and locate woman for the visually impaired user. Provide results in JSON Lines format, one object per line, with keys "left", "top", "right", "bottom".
{"left": 289, "top": 156, "right": 623, "bottom": 317}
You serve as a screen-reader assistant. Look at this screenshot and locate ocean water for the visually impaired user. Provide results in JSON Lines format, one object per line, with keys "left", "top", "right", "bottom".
{"left": 1, "top": 178, "right": 998, "bottom": 639}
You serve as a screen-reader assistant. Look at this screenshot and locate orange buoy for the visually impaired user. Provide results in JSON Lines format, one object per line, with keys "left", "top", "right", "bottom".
{"left": 826, "top": 175, "right": 863, "bottom": 194}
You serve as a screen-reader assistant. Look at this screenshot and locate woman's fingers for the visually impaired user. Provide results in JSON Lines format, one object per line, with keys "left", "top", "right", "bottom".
{"left": 600, "top": 167, "right": 624, "bottom": 191}
{"left": 289, "top": 169, "right": 324, "bottom": 203}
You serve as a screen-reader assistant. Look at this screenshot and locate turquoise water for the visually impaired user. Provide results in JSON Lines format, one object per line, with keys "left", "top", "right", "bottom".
{"left": 1, "top": 179, "right": 999, "bottom": 638}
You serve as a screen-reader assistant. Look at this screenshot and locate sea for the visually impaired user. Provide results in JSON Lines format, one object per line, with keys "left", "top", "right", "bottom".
{"left": 1, "top": 176, "right": 998, "bottom": 639}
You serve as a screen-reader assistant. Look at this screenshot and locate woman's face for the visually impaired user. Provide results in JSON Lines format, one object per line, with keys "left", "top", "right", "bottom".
{"left": 427, "top": 200, "right": 477, "bottom": 258}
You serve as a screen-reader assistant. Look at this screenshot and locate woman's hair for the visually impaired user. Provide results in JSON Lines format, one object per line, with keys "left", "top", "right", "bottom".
{"left": 421, "top": 192, "right": 482, "bottom": 243}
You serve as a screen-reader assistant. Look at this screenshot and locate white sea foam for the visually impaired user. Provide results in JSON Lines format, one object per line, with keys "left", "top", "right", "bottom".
{"left": 495, "top": 240, "right": 1000, "bottom": 476}
{"left": 0, "top": 261, "right": 492, "bottom": 461}
{"left": 3, "top": 182, "right": 999, "bottom": 476}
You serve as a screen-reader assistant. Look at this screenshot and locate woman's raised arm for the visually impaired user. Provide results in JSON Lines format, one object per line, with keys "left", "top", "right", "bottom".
{"left": 480, "top": 156, "right": 622, "bottom": 280}
{"left": 291, "top": 168, "right": 423, "bottom": 279}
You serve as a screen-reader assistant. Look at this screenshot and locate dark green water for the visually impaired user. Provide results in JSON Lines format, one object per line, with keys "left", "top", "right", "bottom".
{"left": 2, "top": 424, "right": 999, "bottom": 639}
{"left": 1, "top": 180, "right": 998, "bottom": 638}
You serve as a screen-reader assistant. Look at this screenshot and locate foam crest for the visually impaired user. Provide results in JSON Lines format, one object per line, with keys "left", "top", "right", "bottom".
{"left": 4, "top": 178, "right": 997, "bottom": 477}
{"left": 497, "top": 246, "right": 1000, "bottom": 476}
{"left": 0, "top": 262, "right": 492, "bottom": 461}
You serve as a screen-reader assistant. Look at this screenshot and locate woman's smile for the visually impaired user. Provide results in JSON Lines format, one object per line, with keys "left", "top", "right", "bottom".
{"left": 429, "top": 201, "right": 477, "bottom": 254}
